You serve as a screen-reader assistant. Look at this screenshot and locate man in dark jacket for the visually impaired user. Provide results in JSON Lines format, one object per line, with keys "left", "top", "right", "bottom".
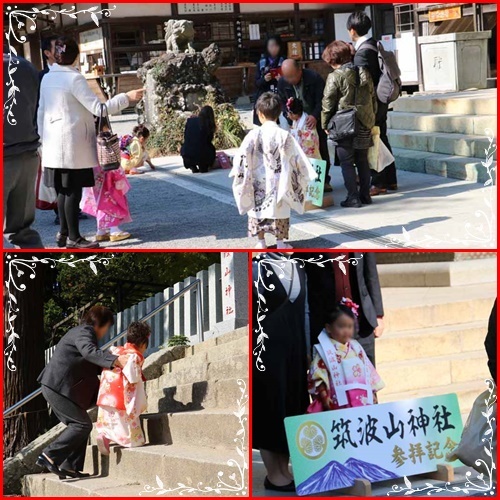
{"left": 278, "top": 59, "right": 332, "bottom": 191}
{"left": 3, "top": 50, "right": 43, "bottom": 247}
{"left": 37, "top": 306, "right": 128, "bottom": 478}
{"left": 305, "top": 252, "right": 384, "bottom": 366}
{"left": 347, "top": 11, "right": 398, "bottom": 196}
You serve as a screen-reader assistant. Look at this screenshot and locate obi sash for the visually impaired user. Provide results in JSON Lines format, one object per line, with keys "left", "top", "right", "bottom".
{"left": 97, "top": 343, "right": 145, "bottom": 411}
{"left": 315, "top": 330, "right": 373, "bottom": 407}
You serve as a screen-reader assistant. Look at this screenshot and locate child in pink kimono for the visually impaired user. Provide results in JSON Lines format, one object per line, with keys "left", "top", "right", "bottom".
{"left": 308, "top": 298, "right": 384, "bottom": 412}
{"left": 95, "top": 322, "right": 150, "bottom": 454}
{"left": 81, "top": 123, "right": 132, "bottom": 243}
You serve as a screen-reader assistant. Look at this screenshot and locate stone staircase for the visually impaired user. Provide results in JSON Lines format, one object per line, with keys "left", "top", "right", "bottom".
{"left": 22, "top": 327, "right": 249, "bottom": 497}
{"left": 376, "top": 261, "right": 496, "bottom": 422}
{"left": 388, "top": 89, "right": 497, "bottom": 183}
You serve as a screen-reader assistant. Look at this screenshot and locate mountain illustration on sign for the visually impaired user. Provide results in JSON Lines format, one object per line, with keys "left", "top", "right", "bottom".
{"left": 344, "top": 457, "right": 398, "bottom": 482}
{"left": 297, "top": 458, "right": 398, "bottom": 495}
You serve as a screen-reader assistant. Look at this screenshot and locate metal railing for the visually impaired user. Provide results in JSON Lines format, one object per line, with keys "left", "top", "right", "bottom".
{"left": 3, "top": 279, "right": 203, "bottom": 418}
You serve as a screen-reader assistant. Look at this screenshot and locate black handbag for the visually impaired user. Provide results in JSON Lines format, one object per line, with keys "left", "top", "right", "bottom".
{"left": 96, "top": 103, "right": 121, "bottom": 171}
{"left": 327, "top": 68, "right": 360, "bottom": 142}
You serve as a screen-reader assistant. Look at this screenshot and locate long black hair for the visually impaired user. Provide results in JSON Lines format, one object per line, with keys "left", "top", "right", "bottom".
{"left": 198, "top": 105, "right": 216, "bottom": 139}
{"left": 265, "top": 35, "right": 283, "bottom": 58}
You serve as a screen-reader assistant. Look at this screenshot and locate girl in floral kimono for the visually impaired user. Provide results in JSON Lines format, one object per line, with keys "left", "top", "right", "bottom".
{"left": 81, "top": 122, "right": 133, "bottom": 243}
{"left": 95, "top": 321, "right": 150, "bottom": 454}
{"left": 308, "top": 298, "right": 384, "bottom": 412}
{"left": 230, "top": 92, "right": 316, "bottom": 250}
{"left": 287, "top": 97, "right": 321, "bottom": 160}
{"left": 120, "top": 125, "right": 155, "bottom": 175}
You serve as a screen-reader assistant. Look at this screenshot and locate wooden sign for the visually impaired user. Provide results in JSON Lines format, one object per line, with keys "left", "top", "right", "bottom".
{"left": 178, "top": 3, "right": 234, "bottom": 15}
{"left": 285, "top": 393, "right": 463, "bottom": 496}
{"left": 287, "top": 41, "right": 303, "bottom": 61}
{"left": 429, "top": 6, "right": 461, "bottom": 23}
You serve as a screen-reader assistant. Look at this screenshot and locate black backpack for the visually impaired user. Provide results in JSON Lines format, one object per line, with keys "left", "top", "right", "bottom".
{"left": 364, "top": 41, "right": 402, "bottom": 104}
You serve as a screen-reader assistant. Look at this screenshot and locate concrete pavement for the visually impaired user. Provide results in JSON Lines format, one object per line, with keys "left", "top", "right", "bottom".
{"left": 23, "top": 152, "right": 495, "bottom": 249}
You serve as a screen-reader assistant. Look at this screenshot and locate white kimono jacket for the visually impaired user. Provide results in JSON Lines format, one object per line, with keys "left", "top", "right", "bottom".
{"left": 230, "top": 121, "right": 316, "bottom": 219}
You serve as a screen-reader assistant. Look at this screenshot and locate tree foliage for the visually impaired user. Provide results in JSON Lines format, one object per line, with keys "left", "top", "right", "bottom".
{"left": 44, "top": 252, "right": 220, "bottom": 344}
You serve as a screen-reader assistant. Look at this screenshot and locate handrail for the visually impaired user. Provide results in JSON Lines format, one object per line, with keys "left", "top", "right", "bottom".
{"left": 3, "top": 280, "right": 203, "bottom": 418}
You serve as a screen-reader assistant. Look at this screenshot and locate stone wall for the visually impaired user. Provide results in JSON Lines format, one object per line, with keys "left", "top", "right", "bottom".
{"left": 375, "top": 252, "right": 495, "bottom": 264}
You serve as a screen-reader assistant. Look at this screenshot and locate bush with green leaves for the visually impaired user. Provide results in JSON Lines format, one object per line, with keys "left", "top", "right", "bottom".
{"left": 166, "top": 335, "right": 190, "bottom": 348}
{"left": 148, "top": 96, "right": 246, "bottom": 158}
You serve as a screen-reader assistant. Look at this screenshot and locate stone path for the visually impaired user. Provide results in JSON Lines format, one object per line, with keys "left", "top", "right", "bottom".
{"left": 23, "top": 152, "right": 495, "bottom": 250}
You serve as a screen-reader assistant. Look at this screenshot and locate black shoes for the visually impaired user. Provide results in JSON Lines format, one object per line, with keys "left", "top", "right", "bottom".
{"left": 66, "top": 237, "right": 100, "bottom": 249}
{"left": 340, "top": 197, "right": 362, "bottom": 208}
{"left": 56, "top": 232, "right": 67, "bottom": 248}
{"left": 60, "top": 469, "right": 91, "bottom": 479}
{"left": 36, "top": 454, "right": 66, "bottom": 479}
{"left": 264, "top": 476, "right": 296, "bottom": 492}
{"left": 360, "top": 195, "right": 373, "bottom": 205}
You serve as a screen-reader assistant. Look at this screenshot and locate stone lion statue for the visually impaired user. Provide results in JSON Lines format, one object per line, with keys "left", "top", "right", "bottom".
{"left": 164, "top": 19, "right": 195, "bottom": 54}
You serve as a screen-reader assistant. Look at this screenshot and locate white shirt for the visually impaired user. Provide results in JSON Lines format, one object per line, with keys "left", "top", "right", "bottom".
{"left": 355, "top": 35, "right": 370, "bottom": 50}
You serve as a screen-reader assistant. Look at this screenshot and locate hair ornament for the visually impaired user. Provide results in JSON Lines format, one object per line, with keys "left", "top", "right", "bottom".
{"left": 340, "top": 297, "right": 360, "bottom": 318}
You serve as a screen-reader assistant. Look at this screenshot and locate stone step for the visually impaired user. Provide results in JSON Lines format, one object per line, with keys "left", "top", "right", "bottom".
{"left": 377, "top": 258, "right": 497, "bottom": 288}
{"left": 156, "top": 353, "right": 248, "bottom": 386}
{"left": 392, "top": 148, "right": 492, "bottom": 183}
{"left": 387, "top": 111, "right": 497, "bottom": 136}
{"left": 392, "top": 91, "right": 497, "bottom": 115}
{"left": 84, "top": 443, "right": 245, "bottom": 491}
{"left": 22, "top": 474, "right": 142, "bottom": 497}
{"left": 184, "top": 326, "right": 248, "bottom": 358}
{"left": 168, "top": 335, "right": 248, "bottom": 373}
{"left": 91, "top": 409, "right": 246, "bottom": 449}
{"left": 376, "top": 320, "right": 486, "bottom": 365}
{"left": 378, "top": 379, "right": 488, "bottom": 421}
{"left": 382, "top": 283, "right": 496, "bottom": 333}
{"left": 377, "top": 350, "right": 490, "bottom": 395}
{"left": 146, "top": 377, "right": 248, "bottom": 413}
{"left": 387, "top": 129, "right": 496, "bottom": 160}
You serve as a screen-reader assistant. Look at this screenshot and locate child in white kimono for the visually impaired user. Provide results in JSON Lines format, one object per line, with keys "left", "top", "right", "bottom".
{"left": 308, "top": 298, "right": 384, "bottom": 412}
{"left": 95, "top": 321, "right": 150, "bottom": 454}
{"left": 230, "top": 92, "right": 316, "bottom": 250}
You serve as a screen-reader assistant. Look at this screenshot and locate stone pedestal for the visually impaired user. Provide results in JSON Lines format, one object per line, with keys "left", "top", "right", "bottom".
{"left": 418, "top": 31, "right": 491, "bottom": 92}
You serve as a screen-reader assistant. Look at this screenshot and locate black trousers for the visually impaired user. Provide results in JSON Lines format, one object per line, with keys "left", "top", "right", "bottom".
{"left": 336, "top": 145, "right": 371, "bottom": 200}
{"left": 356, "top": 332, "right": 376, "bottom": 367}
{"left": 371, "top": 101, "right": 397, "bottom": 188}
{"left": 41, "top": 385, "right": 93, "bottom": 472}
{"left": 317, "top": 122, "right": 331, "bottom": 184}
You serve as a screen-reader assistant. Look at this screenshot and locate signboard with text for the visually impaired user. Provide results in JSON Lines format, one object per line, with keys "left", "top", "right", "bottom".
{"left": 220, "top": 252, "right": 235, "bottom": 320}
{"left": 285, "top": 394, "right": 463, "bottom": 496}
{"left": 178, "top": 3, "right": 234, "bottom": 14}
{"left": 306, "top": 158, "right": 327, "bottom": 207}
{"left": 429, "top": 6, "right": 461, "bottom": 23}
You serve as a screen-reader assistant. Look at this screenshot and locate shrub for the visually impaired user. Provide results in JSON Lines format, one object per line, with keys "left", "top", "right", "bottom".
{"left": 147, "top": 96, "right": 246, "bottom": 157}
{"left": 166, "top": 335, "right": 190, "bottom": 347}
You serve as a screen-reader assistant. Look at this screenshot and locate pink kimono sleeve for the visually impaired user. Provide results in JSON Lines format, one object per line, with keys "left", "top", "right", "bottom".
{"left": 366, "top": 356, "right": 385, "bottom": 393}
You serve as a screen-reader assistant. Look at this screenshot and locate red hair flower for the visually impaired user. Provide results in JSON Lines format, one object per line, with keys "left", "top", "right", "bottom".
{"left": 341, "top": 297, "right": 359, "bottom": 318}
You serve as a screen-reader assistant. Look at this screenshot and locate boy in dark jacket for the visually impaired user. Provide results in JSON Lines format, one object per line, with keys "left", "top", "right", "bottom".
{"left": 347, "top": 11, "right": 398, "bottom": 195}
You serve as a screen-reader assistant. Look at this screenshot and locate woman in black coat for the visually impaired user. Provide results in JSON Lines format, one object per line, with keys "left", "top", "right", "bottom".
{"left": 252, "top": 253, "right": 309, "bottom": 492}
{"left": 253, "top": 35, "right": 284, "bottom": 126}
{"left": 180, "top": 105, "right": 216, "bottom": 173}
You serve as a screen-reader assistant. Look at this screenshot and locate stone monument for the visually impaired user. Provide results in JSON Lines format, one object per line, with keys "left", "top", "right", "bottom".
{"left": 138, "top": 19, "right": 225, "bottom": 124}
